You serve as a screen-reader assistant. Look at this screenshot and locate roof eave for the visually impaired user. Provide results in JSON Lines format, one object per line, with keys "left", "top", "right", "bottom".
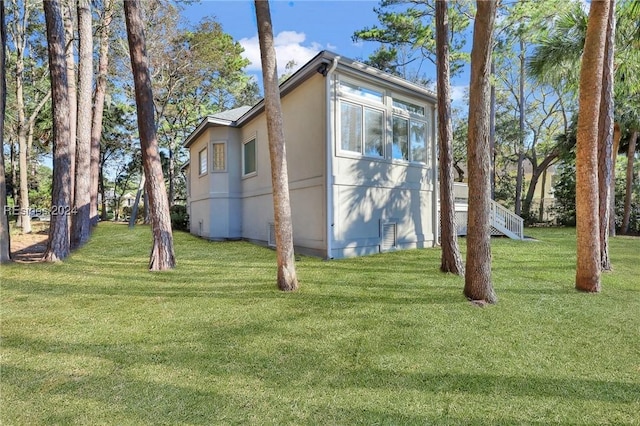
{"left": 183, "top": 116, "right": 234, "bottom": 148}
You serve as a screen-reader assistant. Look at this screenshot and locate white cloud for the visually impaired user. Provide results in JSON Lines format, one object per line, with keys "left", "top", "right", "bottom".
{"left": 450, "top": 85, "right": 468, "bottom": 104}
{"left": 239, "top": 31, "right": 326, "bottom": 76}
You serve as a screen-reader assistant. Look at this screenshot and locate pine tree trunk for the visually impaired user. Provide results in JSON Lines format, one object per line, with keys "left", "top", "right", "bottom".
{"left": 515, "top": 37, "right": 525, "bottom": 217}
{"left": 538, "top": 168, "right": 547, "bottom": 222}
{"left": 90, "top": 0, "right": 113, "bottom": 227}
{"left": 63, "top": 0, "right": 76, "bottom": 208}
{"left": 0, "top": 0, "right": 11, "bottom": 263}
{"left": 71, "top": 0, "right": 92, "bottom": 250}
{"left": 254, "top": 0, "right": 298, "bottom": 291}
{"left": 464, "top": 0, "right": 497, "bottom": 305}
{"left": 621, "top": 130, "right": 637, "bottom": 234}
{"left": 436, "top": 0, "right": 463, "bottom": 275}
{"left": 597, "top": 1, "right": 615, "bottom": 271}
{"left": 609, "top": 123, "right": 621, "bottom": 236}
{"left": 575, "top": 0, "right": 610, "bottom": 292}
{"left": 43, "top": 0, "right": 72, "bottom": 263}
{"left": 15, "top": 16, "right": 30, "bottom": 234}
{"left": 124, "top": 0, "right": 175, "bottom": 271}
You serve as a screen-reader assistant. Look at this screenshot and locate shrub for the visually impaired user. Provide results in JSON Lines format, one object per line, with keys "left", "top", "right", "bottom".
{"left": 170, "top": 204, "right": 189, "bottom": 231}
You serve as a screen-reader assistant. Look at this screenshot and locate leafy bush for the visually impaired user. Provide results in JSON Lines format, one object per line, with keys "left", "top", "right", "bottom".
{"left": 170, "top": 204, "right": 189, "bottom": 231}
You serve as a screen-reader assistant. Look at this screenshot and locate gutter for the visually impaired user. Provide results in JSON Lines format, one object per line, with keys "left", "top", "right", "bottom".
{"left": 325, "top": 56, "right": 339, "bottom": 259}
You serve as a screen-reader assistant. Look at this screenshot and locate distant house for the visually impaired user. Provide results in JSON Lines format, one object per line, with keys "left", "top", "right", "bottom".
{"left": 183, "top": 51, "right": 522, "bottom": 259}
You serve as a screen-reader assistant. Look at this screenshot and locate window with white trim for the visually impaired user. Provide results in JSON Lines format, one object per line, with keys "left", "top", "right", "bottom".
{"left": 243, "top": 138, "right": 256, "bottom": 176}
{"left": 392, "top": 96, "right": 428, "bottom": 164}
{"left": 212, "top": 142, "right": 226, "bottom": 171}
{"left": 198, "top": 147, "right": 207, "bottom": 175}
{"left": 337, "top": 76, "right": 430, "bottom": 164}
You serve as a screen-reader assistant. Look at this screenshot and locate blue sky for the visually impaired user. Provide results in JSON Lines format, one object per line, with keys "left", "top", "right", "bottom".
{"left": 180, "top": 0, "right": 470, "bottom": 103}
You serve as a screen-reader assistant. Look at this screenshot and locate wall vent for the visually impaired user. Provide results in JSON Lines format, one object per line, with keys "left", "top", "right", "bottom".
{"left": 267, "top": 223, "right": 276, "bottom": 247}
{"left": 380, "top": 221, "right": 398, "bottom": 252}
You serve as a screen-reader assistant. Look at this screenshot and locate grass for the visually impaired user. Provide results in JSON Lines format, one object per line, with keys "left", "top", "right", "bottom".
{"left": 1, "top": 223, "right": 639, "bottom": 425}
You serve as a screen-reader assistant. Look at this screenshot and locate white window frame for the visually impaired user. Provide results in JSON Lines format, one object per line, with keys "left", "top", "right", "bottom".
{"left": 338, "top": 100, "right": 386, "bottom": 159}
{"left": 211, "top": 141, "right": 227, "bottom": 172}
{"left": 336, "top": 76, "right": 432, "bottom": 165}
{"left": 242, "top": 137, "right": 257, "bottom": 178}
{"left": 198, "top": 147, "right": 207, "bottom": 176}
{"left": 391, "top": 94, "right": 430, "bottom": 165}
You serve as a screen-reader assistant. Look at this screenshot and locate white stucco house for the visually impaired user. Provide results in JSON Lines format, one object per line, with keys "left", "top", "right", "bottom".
{"left": 183, "top": 51, "right": 523, "bottom": 259}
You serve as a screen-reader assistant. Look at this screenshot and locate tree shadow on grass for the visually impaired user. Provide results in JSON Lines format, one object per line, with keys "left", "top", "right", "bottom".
{"left": 3, "top": 330, "right": 638, "bottom": 424}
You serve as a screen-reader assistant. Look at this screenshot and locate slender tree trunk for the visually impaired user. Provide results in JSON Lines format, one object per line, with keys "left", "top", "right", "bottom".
{"left": 436, "top": 0, "right": 463, "bottom": 275}
{"left": 609, "top": 122, "right": 621, "bottom": 235}
{"left": 522, "top": 153, "right": 559, "bottom": 219}
{"left": 14, "top": 14, "right": 30, "bottom": 233}
{"left": 538, "top": 168, "right": 548, "bottom": 222}
{"left": 515, "top": 37, "right": 525, "bottom": 217}
{"left": 621, "top": 130, "right": 637, "bottom": 234}
{"left": 1, "top": 0, "right": 11, "bottom": 263}
{"left": 98, "top": 158, "right": 108, "bottom": 221}
{"left": 489, "top": 60, "right": 496, "bottom": 200}
{"left": 254, "top": 0, "right": 298, "bottom": 291}
{"left": 43, "top": 0, "right": 71, "bottom": 262}
{"left": 575, "top": 0, "right": 610, "bottom": 292}
{"left": 71, "top": 0, "right": 92, "bottom": 249}
{"left": 90, "top": 0, "right": 113, "bottom": 226}
{"left": 63, "top": 0, "right": 76, "bottom": 208}
{"left": 464, "top": 0, "right": 497, "bottom": 305}
{"left": 124, "top": 0, "right": 175, "bottom": 271}
{"left": 597, "top": 1, "right": 615, "bottom": 271}
{"left": 168, "top": 139, "right": 175, "bottom": 206}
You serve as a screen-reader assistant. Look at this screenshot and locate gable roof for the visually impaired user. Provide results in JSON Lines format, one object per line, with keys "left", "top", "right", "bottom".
{"left": 184, "top": 50, "right": 437, "bottom": 148}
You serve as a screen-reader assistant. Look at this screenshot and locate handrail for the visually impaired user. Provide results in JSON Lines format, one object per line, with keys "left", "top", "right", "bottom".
{"left": 490, "top": 200, "right": 524, "bottom": 240}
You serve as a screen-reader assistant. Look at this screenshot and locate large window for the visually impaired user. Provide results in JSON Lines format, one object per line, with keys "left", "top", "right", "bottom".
{"left": 340, "top": 103, "right": 385, "bottom": 158}
{"left": 337, "top": 77, "right": 430, "bottom": 164}
{"left": 243, "top": 138, "right": 256, "bottom": 176}
{"left": 212, "top": 142, "right": 226, "bottom": 171}
{"left": 198, "top": 147, "right": 207, "bottom": 175}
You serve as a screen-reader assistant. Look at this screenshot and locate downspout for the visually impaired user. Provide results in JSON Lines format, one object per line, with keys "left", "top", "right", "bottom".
{"left": 432, "top": 104, "right": 439, "bottom": 247}
{"left": 325, "top": 57, "right": 339, "bottom": 259}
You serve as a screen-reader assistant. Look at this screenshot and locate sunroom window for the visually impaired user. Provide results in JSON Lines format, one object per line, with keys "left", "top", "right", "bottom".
{"left": 339, "top": 80, "right": 383, "bottom": 103}
{"left": 340, "top": 101, "right": 384, "bottom": 158}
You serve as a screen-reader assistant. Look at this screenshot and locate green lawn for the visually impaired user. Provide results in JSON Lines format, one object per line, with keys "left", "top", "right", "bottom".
{"left": 1, "top": 224, "right": 639, "bottom": 425}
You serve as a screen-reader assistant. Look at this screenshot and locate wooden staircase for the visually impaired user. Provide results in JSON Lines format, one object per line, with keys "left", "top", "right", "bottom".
{"left": 441, "top": 183, "right": 524, "bottom": 241}
{"left": 489, "top": 199, "right": 524, "bottom": 240}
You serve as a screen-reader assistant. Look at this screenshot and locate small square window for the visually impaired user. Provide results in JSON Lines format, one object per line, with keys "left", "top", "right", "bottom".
{"left": 243, "top": 139, "right": 256, "bottom": 176}
{"left": 198, "top": 147, "right": 207, "bottom": 175}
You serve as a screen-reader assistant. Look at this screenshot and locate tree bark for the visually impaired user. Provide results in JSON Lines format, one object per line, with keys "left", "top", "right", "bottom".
{"left": 43, "top": 0, "right": 72, "bottom": 263}
{"left": 1, "top": 0, "right": 11, "bottom": 263}
{"left": 124, "top": 0, "right": 175, "bottom": 271}
{"left": 621, "top": 130, "right": 637, "bottom": 234}
{"left": 521, "top": 151, "right": 559, "bottom": 218}
{"left": 63, "top": 0, "right": 76, "bottom": 208}
{"left": 464, "top": 0, "right": 497, "bottom": 304}
{"left": 597, "top": 1, "right": 616, "bottom": 271}
{"left": 609, "top": 122, "right": 621, "bottom": 235}
{"left": 489, "top": 60, "right": 496, "bottom": 200}
{"left": 14, "top": 2, "right": 30, "bottom": 233}
{"left": 538, "top": 168, "right": 547, "bottom": 222}
{"left": 90, "top": 0, "right": 113, "bottom": 226}
{"left": 71, "top": 0, "right": 92, "bottom": 250}
{"left": 254, "top": 0, "right": 298, "bottom": 291}
{"left": 575, "top": 0, "right": 610, "bottom": 292}
{"left": 436, "top": 0, "right": 463, "bottom": 275}
{"left": 515, "top": 37, "right": 525, "bottom": 217}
